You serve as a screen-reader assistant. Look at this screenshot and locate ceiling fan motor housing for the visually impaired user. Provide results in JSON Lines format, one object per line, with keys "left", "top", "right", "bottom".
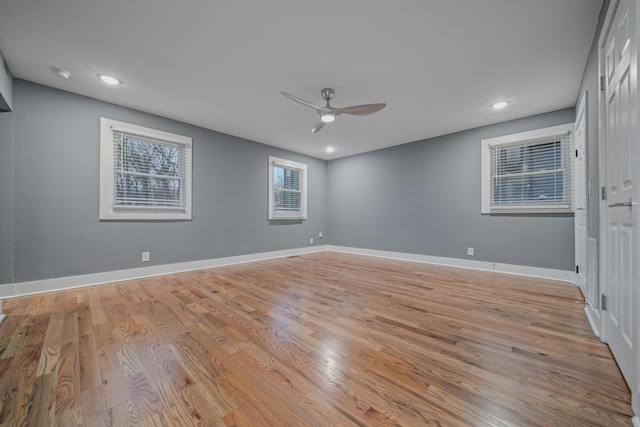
{"left": 321, "top": 88, "right": 334, "bottom": 102}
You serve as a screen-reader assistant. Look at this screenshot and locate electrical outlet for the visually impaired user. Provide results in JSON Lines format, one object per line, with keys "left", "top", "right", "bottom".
{"left": 467, "top": 247, "right": 474, "bottom": 256}
{"left": 142, "top": 251, "right": 150, "bottom": 262}
{"left": 318, "top": 232, "right": 323, "bottom": 239}
{"left": 309, "top": 238, "right": 314, "bottom": 245}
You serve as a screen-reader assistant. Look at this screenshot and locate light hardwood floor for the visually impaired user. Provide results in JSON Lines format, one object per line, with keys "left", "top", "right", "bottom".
{"left": 0, "top": 252, "right": 634, "bottom": 426}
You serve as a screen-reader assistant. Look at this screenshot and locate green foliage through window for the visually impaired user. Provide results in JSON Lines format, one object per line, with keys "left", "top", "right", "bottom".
{"left": 113, "top": 132, "right": 185, "bottom": 208}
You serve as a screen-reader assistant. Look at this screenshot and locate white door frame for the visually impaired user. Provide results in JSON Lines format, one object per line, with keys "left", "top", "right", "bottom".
{"left": 597, "top": 0, "right": 613, "bottom": 346}
{"left": 575, "top": 92, "right": 602, "bottom": 335}
{"left": 575, "top": 92, "right": 588, "bottom": 292}
{"left": 635, "top": 0, "right": 640, "bottom": 415}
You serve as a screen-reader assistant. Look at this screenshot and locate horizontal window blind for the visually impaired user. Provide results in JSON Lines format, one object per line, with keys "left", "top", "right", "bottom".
{"left": 490, "top": 131, "right": 572, "bottom": 209}
{"left": 272, "top": 165, "right": 302, "bottom": 213}
{"left": 112, "top": 130, "right": 188, "bottom": 210}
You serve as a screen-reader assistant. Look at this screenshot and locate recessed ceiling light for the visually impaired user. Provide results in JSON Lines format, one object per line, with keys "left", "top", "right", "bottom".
{"left": 97, "top": 73, "right": 123, "bottom": 86}
{"left": 50, "top": 67, "right": 70, "bottom": 79}
{"left": 325, "top": 146, "right": 335, "bottom": 153}
{"left": 320, "top": 113, "right": 335, "bottom": 123}
{"left": 491, "top": 101, "right": 509, "bottom": 110}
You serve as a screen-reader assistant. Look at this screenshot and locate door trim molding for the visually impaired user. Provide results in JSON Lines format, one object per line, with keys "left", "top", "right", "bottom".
{"left": 574, "top": 90, "right": 589, "bottom": 292}
{"left": 584, "top": 306, "right": 600, "bottom": 337}
{"left": 597, "top": 0, "right": 620, "bottom": 344}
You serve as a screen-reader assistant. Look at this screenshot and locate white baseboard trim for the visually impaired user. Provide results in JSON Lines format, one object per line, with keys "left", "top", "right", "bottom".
{"left": 0, "top": 244, "right": 575, "bottom": 301}
{"left": 632, "top": 416, "right": 639, "bottom": 427}
{"left": 0, "top": 246, "right": 329, "bottom": 299}
{"left": 584, "top": 306, "right": 600, "bottom": 338}
{"left": 327, "top": 246, "right": 575, "bottom": 283}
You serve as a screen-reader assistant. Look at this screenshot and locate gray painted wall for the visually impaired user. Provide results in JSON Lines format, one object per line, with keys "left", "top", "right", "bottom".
{"left": 577, "top": 0, "right": 609, "bottom": 239}
{"left": 0, "top": 111, "right": 13, "bottom": 284}
{"left": 327, "top": 109, "right": 576, "bottom": 271}
{"left": 10, "top": 80, "right": 327, "bottom": 283}
{"left": 3, "top": 78, "right": 584, "bottom": 284}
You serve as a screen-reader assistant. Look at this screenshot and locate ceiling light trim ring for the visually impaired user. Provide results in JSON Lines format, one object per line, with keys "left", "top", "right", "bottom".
{"left": 97, "top": 73, "right": 123, "bottom": 86}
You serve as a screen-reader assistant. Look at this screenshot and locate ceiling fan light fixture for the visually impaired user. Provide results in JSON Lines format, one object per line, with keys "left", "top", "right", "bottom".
{"left": 491, "top": 101, "right": 509, "bottom": 110}
{"left": 320, "top": 113, "right": 335, "bottom": 123}
{"left": 97, "top": 73, "right": 123, "bottom": 86}
{"left": 281, "top": 89, "right": 386, "bottom": 133}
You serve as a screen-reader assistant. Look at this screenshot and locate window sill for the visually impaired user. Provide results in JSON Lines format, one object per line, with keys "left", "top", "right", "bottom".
{"left": 482, "top": 207, "right": 574, "bottom": 215}
{"left": 99, "top": 210, "right": 192, "bottom": 221}
{"left": 268, "top": 215, "right": 307, "bottom": 221}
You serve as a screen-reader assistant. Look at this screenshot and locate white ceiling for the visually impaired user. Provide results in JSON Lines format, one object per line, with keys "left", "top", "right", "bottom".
{"left": 0, "top": 0, "right": 603, "bottom": 160}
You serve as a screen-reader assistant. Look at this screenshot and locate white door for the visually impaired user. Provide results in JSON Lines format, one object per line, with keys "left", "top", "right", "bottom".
{"left": 600, "top": 0, "right": 638, "bottom": 404}
{"left": 574, "top": 94, "right": 588, "bottom": 295}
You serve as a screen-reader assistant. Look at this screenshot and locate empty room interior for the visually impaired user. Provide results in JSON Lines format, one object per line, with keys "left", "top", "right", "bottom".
{"left": 0, "top": 0, "right": 639, "bottom": 425}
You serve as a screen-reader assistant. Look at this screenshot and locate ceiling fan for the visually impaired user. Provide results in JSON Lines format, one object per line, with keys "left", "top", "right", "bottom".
{"left": 281, "top": 88, "right": 386, "bottom": 133}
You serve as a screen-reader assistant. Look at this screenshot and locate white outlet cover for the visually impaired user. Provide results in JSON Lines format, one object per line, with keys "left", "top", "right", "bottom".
{"left": 467, "top": 247, "right": 474, "bottom": 256}
{"left": 310, "top": 238, "right": 314, "bottom": 244}
{"left": 142, "top": 251, "right": 150, "bottom": 262}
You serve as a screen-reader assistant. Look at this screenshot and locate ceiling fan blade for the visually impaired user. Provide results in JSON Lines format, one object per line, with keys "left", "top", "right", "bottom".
{"left": 311, "top": 120, "right": 325, "bottom": 133}
{"left": 281, "top": 92, "right": 322, "bottom": 111}
{"left": 338, "top": 103, "right": 386, "bottom": 116}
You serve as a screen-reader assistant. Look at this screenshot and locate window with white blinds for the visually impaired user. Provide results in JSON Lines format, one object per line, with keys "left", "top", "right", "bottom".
{"left": 99, "top": 118, "right": 192, "bottom": 220}
{"left": 481, "top": 123, "right": 574, "bottom": 214}
{"left": 268, "top": 156, "right": 307, "bottom": 220}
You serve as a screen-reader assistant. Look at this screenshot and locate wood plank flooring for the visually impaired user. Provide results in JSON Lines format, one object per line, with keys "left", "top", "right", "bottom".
{"left": 0, "top": 252, "right": 633, "bottom": 426}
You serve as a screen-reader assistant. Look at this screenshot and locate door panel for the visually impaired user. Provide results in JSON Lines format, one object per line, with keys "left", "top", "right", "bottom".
{"left": 601, "top": 0, "right": 637, "bottom": 399}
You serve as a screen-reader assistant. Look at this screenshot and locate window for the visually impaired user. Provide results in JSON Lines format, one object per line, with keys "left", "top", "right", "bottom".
{"left": 99, "top": 118, "right": 192, "bottom": 220}
{"left": 268, "top": 156, "right": 307, "bottom": 220}
{"left": 481, "top": 123, "right": 574, "bottom": 214}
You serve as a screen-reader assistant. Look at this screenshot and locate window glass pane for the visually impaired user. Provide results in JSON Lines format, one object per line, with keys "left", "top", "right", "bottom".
{"left": 273, "top": 166, "right": 283, "bottom": 188}
{"left": 493, "top": 176, "right": 524, "bottom": 205}
{"left": 495, "top": 140, "right": 563, "bottom": 176}
{"left": 116, "top": 174, "right": 182, "bottom": 206}
{"left": 493, "top": 172, "right": 565, "bottom": 206}
{"left": 490, "top": 132, "right": 569, "bottom": 210}
{"left": 526, "top": 140, "right": 561, "bottom": 173}
{"left": 527, "top": 172, "right": 564, "bottom": 203}
{"left": 497, "top": 146, "right": 524, "bottom": 175}
{"left": 114, "top": 132, "right": 184, "bottom": 208}
{"left": 273, "top": 166, "right": 300, "bottom": 191}
{"left": 116, "top": 134, "right": 180, "bottom": 177}
{"left": 273, "top": 190, "right": 301, "bottom": 212}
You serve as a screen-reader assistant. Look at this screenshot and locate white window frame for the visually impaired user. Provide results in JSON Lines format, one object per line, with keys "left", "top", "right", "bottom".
{"left": 268, "top": 156, "right": 307, "bottom": 220}
{"left": 99, "top": 118, "right": 193, "bottom": 220}
{"left": 481, "top": 123, "right": 574, "bottom": 214}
